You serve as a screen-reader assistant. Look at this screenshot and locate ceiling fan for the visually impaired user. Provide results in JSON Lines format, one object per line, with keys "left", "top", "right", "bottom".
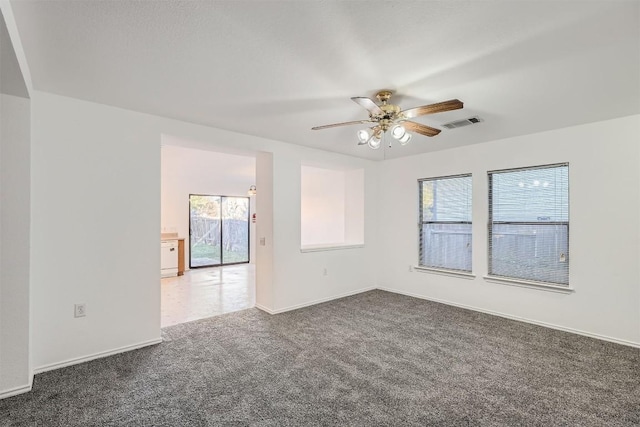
{"left": 312, "top": 90, "right": 463, "bottom": 149}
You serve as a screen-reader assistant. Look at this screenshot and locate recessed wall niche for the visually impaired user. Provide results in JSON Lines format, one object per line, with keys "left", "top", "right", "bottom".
{"left": 300, "top": 165, "right": 364, "bottom": 251}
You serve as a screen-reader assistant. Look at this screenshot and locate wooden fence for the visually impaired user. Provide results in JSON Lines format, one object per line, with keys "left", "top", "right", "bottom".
{"left": 190, "top": 216, "right": 248, "bottom": 251}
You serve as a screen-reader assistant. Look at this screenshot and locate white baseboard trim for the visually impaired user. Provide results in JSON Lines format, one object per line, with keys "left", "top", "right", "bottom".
{"left": 33, "top": 337, "right": 163, "bottom": 375}
{"left": 378, "top": 287, "right": 640, "bottom": 349}
{"left": 254, "top": 303, "right": 276, "bottom": 314}
{"left": 256, "top": 286, "right": 377, "bottom": 315}
{"left": 0, "top": 380, "right": 33, "bottom": 400}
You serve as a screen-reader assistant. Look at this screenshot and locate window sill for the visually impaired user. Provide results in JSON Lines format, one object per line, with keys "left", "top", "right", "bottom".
{"left": 413, "top": 266, "right": 476, "bottom": 279}
{"left": 300, "top": 243, "right": 364, "bottom": 253}
{"left": 483, "top": 275, "right": 574, "bottom": 294}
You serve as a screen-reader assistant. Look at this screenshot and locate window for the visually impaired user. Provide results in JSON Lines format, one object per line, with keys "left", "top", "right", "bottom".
{"left": 419, "top": 174, "right": 472, "bottom": 273}
{"left": 488, "top": 164, "right": 569, "bottom": 285}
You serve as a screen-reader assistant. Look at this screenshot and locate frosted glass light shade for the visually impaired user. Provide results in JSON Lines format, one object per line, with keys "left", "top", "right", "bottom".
{"left": 368, "top": 136, "right": 381, "bottom": 149}
{"left": 391, "top": 125, "right": 406, "bottom": 139}
{"left": 357, "top": 129, "right": 372, "bottom": 144}
{"left": 399, "top": 133, "right": 412, "bottom": 145}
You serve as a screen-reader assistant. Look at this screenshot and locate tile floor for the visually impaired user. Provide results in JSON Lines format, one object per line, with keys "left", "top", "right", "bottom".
{"left": 161, "top": 263, "right": 255, "bottom": 327}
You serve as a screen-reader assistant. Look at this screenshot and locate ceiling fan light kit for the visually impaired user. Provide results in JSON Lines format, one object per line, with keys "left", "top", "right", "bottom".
{"left": 391, "top": 124, "right": 406, "bottom": 139}
{"left": 368, "top": 134, "right": 382, "bottom": 150}
{"left": 312, "top": 90, "right": 464, "bottom": 149}
{"left": 398, "top": 132, "right": 411, "bottom": 145}
{"left": 357, "top": 129, "right": 372, "bottom": 144}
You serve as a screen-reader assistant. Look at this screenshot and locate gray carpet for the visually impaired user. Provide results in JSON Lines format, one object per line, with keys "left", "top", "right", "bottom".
{"left": 1, "top": 290, "right": 638, "bottom": 426}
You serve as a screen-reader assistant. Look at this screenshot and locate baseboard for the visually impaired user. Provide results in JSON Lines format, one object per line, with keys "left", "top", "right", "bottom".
{"left": 33, "top": 337, "right": 163, "bottom": 375}
{"left": 256, "top": 286, "right": 377, "bottom": 315}
{"left": 378, "top": 287, "right": 640, "bottom": 349}
{"left": 254, "top": 303, "right": 276, "bottom": 314}
{"left": 0, "top": 379, "right": 33, "bottom": 400}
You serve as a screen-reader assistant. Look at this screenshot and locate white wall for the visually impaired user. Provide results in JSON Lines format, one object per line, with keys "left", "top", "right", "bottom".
{"left": 31, "top": 93, "right": 163, "bottom": 370}
{"left": 268, "top": 149, "right": 377, "bottom": 312}
{"left": 160, "top": 143, "right": 256, "bottom": 267}
{"left": 0, "top": 4, "right": 31, "bottom": 398}
{"left": 153, "top": 132, "right": 379, "bottom": 315}
{"left": 301, "top": 166, "right": 346, "bottom": 246}
{"left": 23, "top": 88, "right": 639, "bottom": 390}
{"left": 30, "top": 91, "right": 379, "bottom": 370}
{"left": 255, "top": 152, "right": 274, "bottom": 310}
{"left": 300, "top": 165, "right": 365, "bottom": 248}
{"left": 378, "top": 115, "right": 640, "bottom": 346}
{"left": 0, "top": 93, "right": 30, "bottom": 395}
{"left": 344, "top": 168, "right": 365, "bottom": 245}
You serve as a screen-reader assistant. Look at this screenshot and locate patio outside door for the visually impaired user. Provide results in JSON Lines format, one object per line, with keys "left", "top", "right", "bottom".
{"left": 189, "top": 194, "right": 249, "bottom": 268}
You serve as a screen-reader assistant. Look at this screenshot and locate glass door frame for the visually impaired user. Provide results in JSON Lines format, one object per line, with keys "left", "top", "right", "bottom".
{"left": 188, "top": 194, "right": 251, "bottom": 269}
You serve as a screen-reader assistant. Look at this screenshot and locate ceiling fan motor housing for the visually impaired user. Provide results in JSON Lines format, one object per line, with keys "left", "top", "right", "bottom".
{"left": 376, "top": 104, "right": 401, "bottom": 131}
{"left": 375, "top": 90, "right": 393, "bottom": 103}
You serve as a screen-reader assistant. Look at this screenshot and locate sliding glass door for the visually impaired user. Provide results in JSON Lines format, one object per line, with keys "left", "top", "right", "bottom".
{"left": 189, "top": 195, "right": 249, "bottom": 268}
{"left": 221, "top": 197, "right": 250, "bottom": 263}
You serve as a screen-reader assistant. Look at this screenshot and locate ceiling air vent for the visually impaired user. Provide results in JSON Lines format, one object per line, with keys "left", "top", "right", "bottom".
{"left": 442, "top": 116, "right": 483, "bottom": 130}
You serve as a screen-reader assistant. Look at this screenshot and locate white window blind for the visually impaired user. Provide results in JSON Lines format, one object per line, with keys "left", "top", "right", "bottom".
{"left": 488, "top": 164, "right": 569, "bottom": 285}
{"left": 419, "top": 174, "right": 472, "bottom": 272}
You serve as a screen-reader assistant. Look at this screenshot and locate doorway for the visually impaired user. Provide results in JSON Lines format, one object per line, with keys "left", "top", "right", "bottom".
{"left": 189, "top": 194, "right": 250, "bottom": 268}
{"left": 160, "top": 142, "right": 259, "bottom": 328}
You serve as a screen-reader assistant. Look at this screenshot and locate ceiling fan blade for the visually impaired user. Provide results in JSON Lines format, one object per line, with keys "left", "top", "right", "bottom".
{"left": 351, "top": 97, "right": 384, "bottom": 116}
{"left": 311, "top": 119, "right": 373, "bottom": 130}
{"left": 401, "top": 99, "right": 463, "bottom": 119}
{"left": 404, "top": 121, "right": 441, "bottom": 137}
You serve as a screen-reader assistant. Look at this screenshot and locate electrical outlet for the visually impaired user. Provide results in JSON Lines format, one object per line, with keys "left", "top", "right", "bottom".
{"left": 260, "top": 237, "right": 266, "bottom": 246}
{"left": 74, "top": 303, "right": 86, "bottom": 318}
{"left": 323, "top": 268, "right": 328, "bottom": 276}
{"left": 409, "top": 265, "right": 413, "bottom": 272}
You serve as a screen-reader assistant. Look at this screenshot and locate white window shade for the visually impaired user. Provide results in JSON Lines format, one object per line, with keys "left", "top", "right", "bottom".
{"left": 488, "top": 164, "right": 569, "bottom": 285}
{"left": 419, "top": 174, "right": 472, "bottom": 272}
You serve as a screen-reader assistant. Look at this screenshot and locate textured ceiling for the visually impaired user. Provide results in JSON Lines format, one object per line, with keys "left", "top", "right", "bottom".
{"left": 9, "top": 0, "right": 640, "bottom": 160}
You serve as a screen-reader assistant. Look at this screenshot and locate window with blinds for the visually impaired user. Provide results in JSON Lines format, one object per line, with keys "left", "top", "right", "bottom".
{"left": 419, "top": 174, "right": 472, "bottom": 273}
{"left": 488, "top": 163, "right": 569, "bottom": 285}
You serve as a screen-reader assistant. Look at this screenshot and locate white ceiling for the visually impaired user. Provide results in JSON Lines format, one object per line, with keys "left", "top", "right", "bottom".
{"left": 9, "top": 0, "right": 640, "bottom": 160}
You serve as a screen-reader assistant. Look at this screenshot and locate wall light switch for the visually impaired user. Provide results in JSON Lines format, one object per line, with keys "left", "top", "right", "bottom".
{"left": 260, "top": 237, "right": 266, "bottom": 246}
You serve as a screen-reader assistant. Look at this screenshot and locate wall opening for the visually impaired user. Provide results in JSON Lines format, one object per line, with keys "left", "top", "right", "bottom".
{"left": 300, "top": 164, "right": 364, "bottom": 251}
{"left": 160, "top": 136, "right": 260, "bottom": 327}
